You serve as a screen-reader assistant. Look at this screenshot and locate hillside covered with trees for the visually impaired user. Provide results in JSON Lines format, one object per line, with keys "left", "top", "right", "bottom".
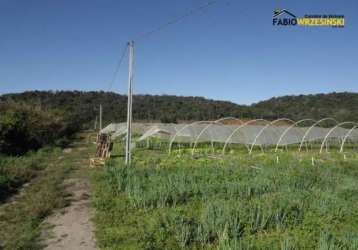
{"left": 1, "top": 91, "right": 358, "bottom": 127}
{"left": 251, "top": 92, "right": 358, "bottom": 122}
{"left": 0, "top": 91, "right": 249, "bottom": 126}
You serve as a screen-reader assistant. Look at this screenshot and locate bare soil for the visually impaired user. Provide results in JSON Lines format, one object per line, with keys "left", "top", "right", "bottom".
{"left": 42, "top": 177, "right": 97, "bottom": 250}
{"left": 42, "top": 138, "right": 98, "bottom": 250}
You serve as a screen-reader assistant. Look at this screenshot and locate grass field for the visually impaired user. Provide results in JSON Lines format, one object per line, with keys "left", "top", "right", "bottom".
{"left": 0, "top": 148, "right": 55, "bottom": 202}
{"left": 0, "top": 133, "right": 94, "bottom": 250}
{"left": 92, "top": 143, "right": 358, "bottom": 249}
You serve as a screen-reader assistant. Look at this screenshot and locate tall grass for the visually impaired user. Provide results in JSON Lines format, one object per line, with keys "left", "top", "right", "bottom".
{"left": 93, "top": 150, "right": 358, "bottom": 249}
{"left": 0, "top": 147, "right": 58, "bottom": 202}
{"left": 0, "top": 147, "right": 71, "bottom": 250}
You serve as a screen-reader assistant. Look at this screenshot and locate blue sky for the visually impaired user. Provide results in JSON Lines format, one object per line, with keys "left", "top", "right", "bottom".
{"left": 0, "top": 0, "right": 357, "bottom": 104}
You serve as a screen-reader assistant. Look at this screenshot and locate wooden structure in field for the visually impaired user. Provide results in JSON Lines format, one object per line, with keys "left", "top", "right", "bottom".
{"left": 90, "top": 133, "right": 113, "bottom": 167}
{"left": 96, "top": 133, "right": 113, "bottom": 158}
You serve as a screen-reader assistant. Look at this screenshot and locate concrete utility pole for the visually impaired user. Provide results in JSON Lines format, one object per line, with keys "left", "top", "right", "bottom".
{"left": 125, "top": 41, "right": 134, "bottom": 165}
{"left": 99, "top": 104, "right": 103, "bottom": 131}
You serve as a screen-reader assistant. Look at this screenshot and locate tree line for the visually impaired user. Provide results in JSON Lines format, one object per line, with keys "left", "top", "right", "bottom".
{"left": 1, "top": 90, "right": 358, "bottom": 154}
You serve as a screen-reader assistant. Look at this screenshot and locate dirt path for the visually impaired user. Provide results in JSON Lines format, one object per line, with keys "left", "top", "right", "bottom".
{"left": 42, "top": 144, "right": 98, "bottom": 250}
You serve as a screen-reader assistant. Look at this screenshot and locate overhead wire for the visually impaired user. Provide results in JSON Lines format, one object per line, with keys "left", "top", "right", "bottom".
{"left": 105, "top": 0, "right": 224, "bottom": 93}
{"left": 106, "top": 43, "right": 128, "bottom": 92}
{"left": 133, "top": 0, "right": 221, "bottom": 42}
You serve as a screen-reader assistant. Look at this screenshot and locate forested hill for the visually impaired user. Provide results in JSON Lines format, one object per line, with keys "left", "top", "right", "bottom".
{"left": 251, "top": 92, "right": 358, "bottom": 122}
{"left": 0, "top": 91, "right": 248, "bottom": 125}
{"left": 1, "top": 91, "right": 358, "bottom": 126}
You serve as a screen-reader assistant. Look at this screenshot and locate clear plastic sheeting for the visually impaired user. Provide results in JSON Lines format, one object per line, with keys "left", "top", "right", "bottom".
{"left": 100, "top": 123, "right": 154, "bottom": 138}
{"left": 100, "top": 118, "right": 358, "bottom": 154}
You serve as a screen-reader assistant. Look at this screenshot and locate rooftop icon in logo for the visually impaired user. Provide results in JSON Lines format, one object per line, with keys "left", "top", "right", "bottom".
{"left": 273, "top": 9, "right": 296, "bottom": 18}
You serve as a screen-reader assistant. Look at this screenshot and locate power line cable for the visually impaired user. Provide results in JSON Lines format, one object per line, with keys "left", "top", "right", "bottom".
{"left": 134, "top": 0, "right": 221, "bottom": 41}
{"left": 107, "top": 44, "right": 128, "bottom": 92}
{"left": 105, "top": 0, "right": 225, "bottom": 94}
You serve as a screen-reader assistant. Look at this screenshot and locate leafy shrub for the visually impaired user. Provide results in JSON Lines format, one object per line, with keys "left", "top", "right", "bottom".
{"left": 0, "top": 103, "right": 80, "bottom": 155}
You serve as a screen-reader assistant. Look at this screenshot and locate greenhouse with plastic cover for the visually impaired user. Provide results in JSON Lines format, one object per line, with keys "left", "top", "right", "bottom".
{"left": 99, "top": 117, "right": 358, "bottom": 156}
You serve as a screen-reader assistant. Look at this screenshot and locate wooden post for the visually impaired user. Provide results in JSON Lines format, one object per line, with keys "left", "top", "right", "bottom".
{"left": 99, "top": 104, "right": 103, "bottom": 131}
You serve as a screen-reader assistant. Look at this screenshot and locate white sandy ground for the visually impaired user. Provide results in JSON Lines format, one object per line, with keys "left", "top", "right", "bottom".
{"left": 42, "top": 178, "right": 98, "bottom": 250}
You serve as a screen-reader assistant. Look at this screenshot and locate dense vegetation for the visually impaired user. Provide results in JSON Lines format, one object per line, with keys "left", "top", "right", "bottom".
{"left": 93, "top": 146, "right": 358, "bottom": 249}
{"left": 252, "top": 92, "right": 358, "bottom": 122}
{"left": 0, "top": 91, "right": 247, "bottom": 125}
{"left": 2, "top": 91, "right": 358, "bottom": 127}
{"left": 0, "top": 103, "right": 80, "bottom": 155}
{"left": 0, "top": 101, "right": 82, "bottom": 240}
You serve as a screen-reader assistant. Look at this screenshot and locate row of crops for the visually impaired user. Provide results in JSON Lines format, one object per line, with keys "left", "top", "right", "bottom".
{"left": 92, "top": 145, "right": 358, "bottom": 249}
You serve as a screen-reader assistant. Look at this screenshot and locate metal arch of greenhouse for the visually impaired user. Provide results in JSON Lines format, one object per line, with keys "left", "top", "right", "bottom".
{"left": 168, "top": 120, "right": 213, "bottom": 155}
{"left": 319, "top": 122, "right": 358, "bottom": 154}
{"left": 340, "top": 125, "right": 358, "bottom": 153}
{"left": 191, "top": 117, "right": 243, "bottom": 156}
{"left": 221, "top": 119, "right": 268, "bottom": 155}
{"left": 248, "top": 118, "right": 296, "bottom": 155}
{"left": 298, "top": 117, "right": 338, "bottom": 152}
{"left": 274, "top": 118, "right": 317, "bottom": 153}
